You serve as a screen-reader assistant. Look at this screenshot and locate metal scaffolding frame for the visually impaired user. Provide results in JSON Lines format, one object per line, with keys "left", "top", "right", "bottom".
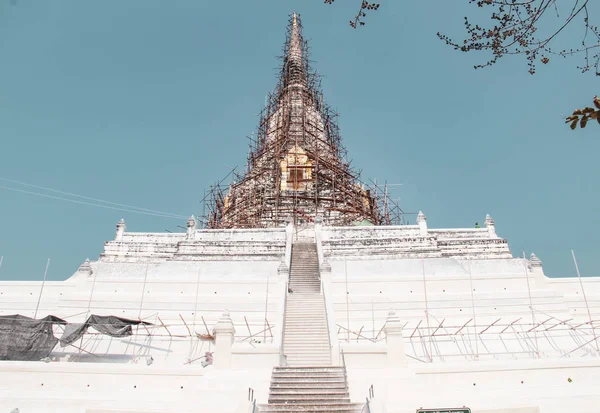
{"left": 202, "top": 13, "right": 403, "bottom": 229}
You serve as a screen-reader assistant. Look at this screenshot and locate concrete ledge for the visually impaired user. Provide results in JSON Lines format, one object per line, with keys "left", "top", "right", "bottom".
{"left": 414, "top": 358, "right": 600, "bottom": 375}
{"left": 477, "top": 408, "right": 540, "bottom": 413}
{"left": 0, "top": 361, "right": 205, "bottom": 377}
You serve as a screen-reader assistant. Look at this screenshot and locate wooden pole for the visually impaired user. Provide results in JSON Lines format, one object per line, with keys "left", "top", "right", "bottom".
{"left": 190, "top": 267, "right": 201, "bottom": 361}
{"left": 34, "top": 258, "right": 50, "bottom": 319}
{"left": 180, "top": 314, "right": 192, "bottom": 337}
{"left": 422, "top": 259, "right": 432, "bottom": 361}
{"left": 572, "top": 249, "right": 599, "bottom": 352}
{"left": 467, "top": 264, "right": 479, "bottom": 360}
{"left": 371, "top": 300, "right": 375, "bottom": 340}
{"left": 522, "top": 252, "right": 539, "bottom": 357}
{"left": 138, "top": 264, "right": 149, "bottom": 319}
{"left": 263, "top": 266, "right": 271, "bottom": 342}
{"left": 345, "top": 260, "right": 350, "bottom": 343}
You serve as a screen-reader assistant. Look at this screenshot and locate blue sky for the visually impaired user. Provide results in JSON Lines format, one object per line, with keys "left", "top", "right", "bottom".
{"left": 1, "top": 0, "right": 599, "bottom": 281}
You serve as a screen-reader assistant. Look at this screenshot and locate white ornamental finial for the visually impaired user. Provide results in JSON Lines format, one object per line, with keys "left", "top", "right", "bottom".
{"left": 485, "top": 214, "right": 496, "bottom": 237}
{"left": 186, "top": 215, "right": 196, "bottom": 239}
{"left": 116, "top": 218, "right": 126, "bottom": 241}
{"left": 77, "top": 258, "right": 93, "bottom": 277}
{"left": 530, "top": 253, "right": 543, "bottom": 268}
{"left": 417, "top": 211, "right": 428, "bottom": 236}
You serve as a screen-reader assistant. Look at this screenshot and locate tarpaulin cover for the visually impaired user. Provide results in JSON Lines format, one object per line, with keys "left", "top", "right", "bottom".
{"left": 0, "top": 315, "right": 66, "bottom": 361}
{"left": 59, "top": 315, "right": 148, "bottom": 347}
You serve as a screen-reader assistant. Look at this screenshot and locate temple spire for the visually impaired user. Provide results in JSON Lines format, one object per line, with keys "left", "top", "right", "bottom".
{"left": 207, "top": 14, "right": 382, "bottom": 229}
{"left": 284, "top": 12, "right": 306, "bottom": 87}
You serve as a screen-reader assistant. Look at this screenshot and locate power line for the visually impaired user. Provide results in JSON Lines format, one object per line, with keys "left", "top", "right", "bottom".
{"left": 0, "top": 177, "right": 186, "bottom": 219}
{"left": 0, "top": 185, "right": 187, "bottom": 220}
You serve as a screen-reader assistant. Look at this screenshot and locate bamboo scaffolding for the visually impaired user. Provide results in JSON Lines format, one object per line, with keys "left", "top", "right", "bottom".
{"left": 202, "top": 13, "right": 401, "bottom": 229}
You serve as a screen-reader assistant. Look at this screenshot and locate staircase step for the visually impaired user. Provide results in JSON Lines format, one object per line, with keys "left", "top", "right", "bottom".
{"left": 283, "top": 331, "right": 329, "bottom": 334}
{"left": 269, "top": 395, "right": 350, "bottom": 400}
{"left": 283, "top": 342, "right": 330, "bottom": 347}
{"left": 271, "top": 379, "right": 342, "bottom": 382}
{"left": 282, "top": 339, "right": 330, "bottom": 342}
{"left": 271, "top": 377, "right": 344, "bottom": 382}
{"left": 273, "top": 369, "right": 343, "bottom": 373}
{"left": 271, "top": 383, "right": 347, "bottom": 389}
{"left": 282, "top": 351, "right": 331, "bottom": 356}
{"left": 283, "top": 334, "right": 329, "bottom": 338}
{"left": 272, "top": 375, "right": 344, "bottom": 380}
{"left": 272, "top": 242, "right": 355, "bottom": 412}
{"left": 259, "top": 404, "right": 363, "bottom": 413}
{"left": 283, "top": 336, "right": 330, "bottom": 339}
{"left": 269, "top": 389, "right": 349, "bottom": 395}
{"left": 283, "top": 358, "right": 333, "bottom": 360}
{"left": 283, "top": 336, "right": 329, "bottom": 340}
{"left": 284, "top": 358, "right": 333, "bottom": 362}
{"left": 283, "top": 313, "right": 326, "bottom": 317}
{"left": 268, "top": 398, "right": 351, "bottom": 404}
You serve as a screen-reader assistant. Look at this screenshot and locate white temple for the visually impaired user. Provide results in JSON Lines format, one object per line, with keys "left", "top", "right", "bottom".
{"left": 2, "top": 13, "right": 600, "bottom": 413}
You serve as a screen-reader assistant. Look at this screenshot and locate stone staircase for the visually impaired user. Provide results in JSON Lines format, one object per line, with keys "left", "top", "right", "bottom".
{"left": 289, "top": 243, "right": 321, "bottom": 293}
{"left": 283, "top": 242, "right": 331, "bottom": 366}
{"left": 259, "top": 366, "right": 363, "bottom": 413}
{"left": 258, "top": 242, "right": 362, "bottom": 412}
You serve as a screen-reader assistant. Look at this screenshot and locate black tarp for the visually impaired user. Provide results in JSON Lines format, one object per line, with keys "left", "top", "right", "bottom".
{"left": 59, "top": 315, "right": 149, "bottom": 347}
{"left": 0, "top": 315, "right": 66, "bottom": 361}
{"left": 0, "top": 314, "right": 151, "bottom": 361}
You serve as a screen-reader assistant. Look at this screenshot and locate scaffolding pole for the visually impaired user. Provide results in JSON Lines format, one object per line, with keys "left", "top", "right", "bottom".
{"left": 34, "top": 258, "right": 50, "bottom": 319}
{"left": 572, "top": 249, "right": 599, "bottom": 352}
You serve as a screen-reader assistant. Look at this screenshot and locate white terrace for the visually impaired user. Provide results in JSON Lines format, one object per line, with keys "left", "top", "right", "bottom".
{"left": 0, "top": 214, "right": 599, "bottom": 413}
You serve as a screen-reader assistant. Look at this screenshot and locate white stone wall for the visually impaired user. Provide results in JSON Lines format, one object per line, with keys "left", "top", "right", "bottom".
{"left": 321, "top": 224, "right": 512, "bottom": 260}
{"left": 102, "top": 227, "right": 287, "bottom": 262}
{"left": 2, "top": 223, "right": 600, "bottom": 412}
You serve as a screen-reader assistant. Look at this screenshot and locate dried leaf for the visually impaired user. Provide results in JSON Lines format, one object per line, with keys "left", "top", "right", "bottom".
{"left": 571, "top": 119, "right": 578, "bottom": 130}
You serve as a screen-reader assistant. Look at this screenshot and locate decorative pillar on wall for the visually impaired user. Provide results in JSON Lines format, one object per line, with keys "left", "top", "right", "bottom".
{"left": 529, "top": 253, "right": 547, "bottom": 287}
{"left": 214, "top": 311, "right": 236, "bottom": 369}
{"left": 320, "top": 259, "right": 331, "bottom": 282}
{"left": 186, "top": 215, "right": 196, "bottom": 240}
{"left": 285, "top": 220, "right": 294, "bottom": 267}
{"left": 384, "top": 310, "right": 407, "bottom": 367}
{"left": 115, "top": 219, "right": 126, "bottom": 241}
{"left": 417, "top": 211, "right": 428, "bottom": 236}
{"left": 77, "top": 258, "right": 93, "bottom": 278}
{"left": 485, "top": 214, "right": 497, "bottom": 238}
{"left": 315, "top": 216, "right": 324, "bottom": 266}
{"left": 278, "top": 258, "right": 289, "bottom": 278}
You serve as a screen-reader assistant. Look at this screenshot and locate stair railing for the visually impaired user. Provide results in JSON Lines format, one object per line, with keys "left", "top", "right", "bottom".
{"left": 362, "top": 397, "right": 371, "bottom": 413}
{"left": 340, "top": 348, "right": 348, "bottom": 386}
{"left": 321, "top": 280, "right": 332, "bottom": 356}
{"left": 279, "top": 281, "right": 288, "bottom": 366}
{"left": 361, "top": 384, "right": 375, "bottom": 413}
{"left": 248, "top": 387, "right": 258, "bottom": 413}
